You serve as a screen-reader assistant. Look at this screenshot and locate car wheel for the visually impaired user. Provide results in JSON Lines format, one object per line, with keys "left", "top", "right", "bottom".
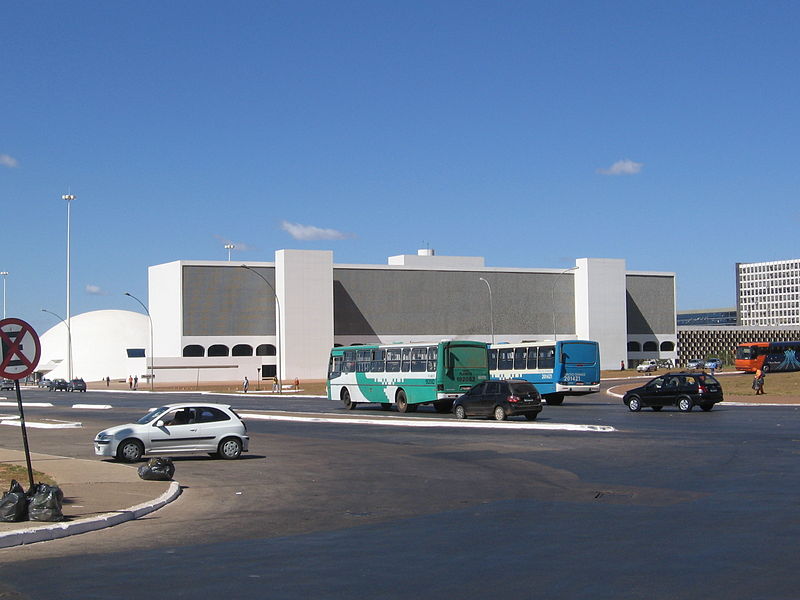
{"left": 524, "top": 413, "right": 538, "bottom": 421}
{"left": 396, "top": 390, "right": 409, "bottom": 413}
{"left": 217, "top": 437, "right": 243, "bottom": 460}
{"left": 652, "top": 405, "right": 663, "bottom": 412}
{"left": 700, "top": 403, "right": 714, "bottom": 412}
{"left": 341, "top": 388, "right": 356, "bottom": 410}
{"left": 545, "top": 395, "right": 564, "bottom": 406}
{"left": 678, "top": 397, "right": 693, "bottom": 412}
{"left": 454, "top": 405, "right": 467, "bottom": 420}
{"left": 116, "top": 439, "right": 144, "bottom": 463}
{"left": 627, "top": 396, "right": 642, "bottom": 412}
{"left": 493, "top": 406, "right": 507, "bottom": 421}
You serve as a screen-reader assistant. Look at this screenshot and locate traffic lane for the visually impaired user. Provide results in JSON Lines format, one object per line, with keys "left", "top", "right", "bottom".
{"left": 1, "top": 411, "right": 799, "bottom": 599}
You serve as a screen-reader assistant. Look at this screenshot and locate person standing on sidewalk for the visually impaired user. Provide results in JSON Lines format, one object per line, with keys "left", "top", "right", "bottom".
{"left": 243, "top": 376, "right": 249, "bottom": 393}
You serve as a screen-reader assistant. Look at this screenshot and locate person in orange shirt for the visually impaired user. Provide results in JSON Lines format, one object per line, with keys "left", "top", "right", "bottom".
{"left": 753, "top": 367, "right": 765, "bottom": 395}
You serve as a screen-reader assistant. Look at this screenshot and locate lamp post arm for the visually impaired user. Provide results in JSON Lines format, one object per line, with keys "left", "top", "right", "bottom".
{"left": 241, "top": 265, "right": 282, "bottom": 388}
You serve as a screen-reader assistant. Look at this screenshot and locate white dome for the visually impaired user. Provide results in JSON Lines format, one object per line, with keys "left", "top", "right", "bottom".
{"left": 38, "top": 309, "right": 150, "bottom": 382}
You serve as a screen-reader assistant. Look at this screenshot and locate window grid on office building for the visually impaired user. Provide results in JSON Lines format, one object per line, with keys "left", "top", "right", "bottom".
{"left": 737, "top": 259, "right": 800, "bottom": 326}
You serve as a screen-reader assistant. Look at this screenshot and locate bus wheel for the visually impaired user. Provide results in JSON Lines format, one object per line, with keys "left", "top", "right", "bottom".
{"left": 341, "top": 388, "right": 357, "bottom": 410}
{"left": 545, "top": 395, "right": 564, "bottom": 406}
{"left": 396, "top": 391, "right": 409, "bottom": 413}
{"left": 762, "top": 365, "right": 770, "bottom": 373}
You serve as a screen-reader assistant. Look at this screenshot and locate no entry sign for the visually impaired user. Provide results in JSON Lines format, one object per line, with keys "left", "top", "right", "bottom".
{"left": 0, "top": 318, "right": 41, "bottom": 380}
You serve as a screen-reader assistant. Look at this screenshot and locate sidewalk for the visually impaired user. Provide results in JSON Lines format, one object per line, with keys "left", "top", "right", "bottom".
{"left": 0, "top": 449, "right": 180, "bottom": 549}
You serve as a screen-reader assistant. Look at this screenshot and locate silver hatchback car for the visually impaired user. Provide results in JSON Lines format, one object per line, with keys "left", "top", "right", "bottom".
{"left": 94, "top": 402, "right": 249, "bottom": 462}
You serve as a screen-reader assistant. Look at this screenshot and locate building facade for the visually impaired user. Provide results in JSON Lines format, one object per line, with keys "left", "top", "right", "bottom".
{"left": 737, "top": 259, "right": 800, "bottom": 326}
{"left": 147, "top": 250, "right": 677, "bottom": 383}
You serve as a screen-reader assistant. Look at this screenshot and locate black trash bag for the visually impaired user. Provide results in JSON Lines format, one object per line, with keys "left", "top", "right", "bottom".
{"left": 137, "top": 457, "right": 175, "bottom": 481}
{"left": 27, "top": 483, "right": 65, "bottom": 522}
{"left": 0, "top": 479, "right": 28, "bottom": 522}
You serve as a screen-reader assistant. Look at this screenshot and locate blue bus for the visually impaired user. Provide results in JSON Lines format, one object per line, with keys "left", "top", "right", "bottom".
{"left": 489, "top": 340, "right": 601, "bottom": 405}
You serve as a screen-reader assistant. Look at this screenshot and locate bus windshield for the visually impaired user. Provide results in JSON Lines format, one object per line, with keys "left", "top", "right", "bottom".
{"left": 447, "top": 344, "right": 488, "bottom": 369}
{"left": 560, "top": 341, "right": 599, "bottom": 365}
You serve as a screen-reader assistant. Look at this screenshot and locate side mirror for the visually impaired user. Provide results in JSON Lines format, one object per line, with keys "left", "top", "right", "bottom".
{"left": 156, "top": 420, "right": 165, "bottom": 427}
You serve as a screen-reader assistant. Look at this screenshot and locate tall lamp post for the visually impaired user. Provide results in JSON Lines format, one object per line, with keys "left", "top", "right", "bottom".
{"left": 225, "top": 243, "right": 235, "bottom": 261}
{"left": 552, "top": 266, "right": 578, "bottom": 341}
{"left": 478, "top": 277, "right": 495, "bottom": 344}
{"left": 124, "top": 292, "right": 154, "bottom": 391}
{"left": 0, "top": 271, "right": 8, "bottom": 318}
{"left": 241, "top": 265, "right": 282, "bottom": 391}
{"left": 62, "top": 193, "right": 75, "bottom": 380}
{"left": 41, "top": 309, "right": 71, "bottom": 380}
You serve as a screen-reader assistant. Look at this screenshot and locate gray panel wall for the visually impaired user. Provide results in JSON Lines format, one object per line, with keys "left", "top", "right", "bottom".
{"left": 183, "top": 266, "right": 276, "bottom": 336}
{"left": 333, "top": 269, "right": 575, "bottom": 337}
{"left": 626, "top": 274, "right": 675, "bottom": 334}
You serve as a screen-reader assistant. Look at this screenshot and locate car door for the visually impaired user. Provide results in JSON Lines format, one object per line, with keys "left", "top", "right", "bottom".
{"left": 149, "top": 408, "right": 198, "bottom": 453}
{"left": 640, "top": 376, "right": 667, "bottom": 406}
{"left": 481, "top": 382, "right": 502, "bottom": 416}
{"left": 463, "top": 382, "right": 486, "bottom": 415}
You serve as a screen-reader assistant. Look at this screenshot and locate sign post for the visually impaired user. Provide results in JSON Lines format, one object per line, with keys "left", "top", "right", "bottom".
{"left": 0, "top": 318, "right": 42, "bottom": 489}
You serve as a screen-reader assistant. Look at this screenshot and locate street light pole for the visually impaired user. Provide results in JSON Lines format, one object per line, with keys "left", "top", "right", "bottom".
{"left": 0, "top": 271, "right": 8, "bottom": 318}
{"left": 241, "top": 265, "right": 282, "bottom": 391}
{"left": 42, "top": 309, "right": 71, "bottom": 379}
{"left": 478, "top": 277, "right": 495, "bottom": 344}
{"left": 124, "top": 292, "right": 154, "bottom": 391}
{"left": 62, "top": 194, "right": 75, "bottom": 381}
{"left": 225, "top": 243, "right": 235, "bottom": 261}
{"left": 552, "top": 266, "right": 578, "bottom": 341}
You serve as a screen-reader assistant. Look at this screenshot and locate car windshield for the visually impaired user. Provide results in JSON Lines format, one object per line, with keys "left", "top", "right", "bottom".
{"left": 136, "top": 406, "right": 171, "bottom": 425}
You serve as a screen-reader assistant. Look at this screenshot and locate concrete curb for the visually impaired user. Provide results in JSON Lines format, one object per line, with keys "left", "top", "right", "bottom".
{"left": 0, "top": 481, "right": 181, "bottom": 549}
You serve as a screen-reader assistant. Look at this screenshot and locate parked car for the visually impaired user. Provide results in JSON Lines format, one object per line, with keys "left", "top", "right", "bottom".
{"left": 38, "top": 378, "right": 52, "bottom": 389}
{"left": 453, "top": 379, "right": 542, "bottom": 421}
{"left": 68, "top": 378, "right": 87, "bottom": 392}
{"left": 686, "top": 358, "right": 705, "bottom": 370}
{"left": 623, "top": 372, "right": 724, "bottom": 412}
{"left": 48, "top": 379, "right": 69, "bottom": 391}
{"left": 636, "top": 359, "right": 658, "bottom": 373}
{"left": 0, "top": 379, "right": 14, "bottom": 391}
{"left": 93, "top": 402, "right": 250, "bottom": 462}
{"left": 704, "top": 358, "right": 722, "bottom": 371}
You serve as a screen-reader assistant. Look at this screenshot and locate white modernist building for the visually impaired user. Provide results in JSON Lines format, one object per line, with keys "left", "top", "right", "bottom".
{"left": 737, "top": 259, "right": 800, "bottom": 326}
{"left": 143, "top": 250, "right": 677, "bottom": 383}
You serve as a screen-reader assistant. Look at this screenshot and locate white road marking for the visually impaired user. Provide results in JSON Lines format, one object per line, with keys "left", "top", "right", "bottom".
{"left": 239, "top": 412, "right": 616, "bottom": 432}
{"left": 0, "top": 418, "right": 82, "bottom": 429}
{"left": 71, "top": 404, "right": 113, "bottom": 409}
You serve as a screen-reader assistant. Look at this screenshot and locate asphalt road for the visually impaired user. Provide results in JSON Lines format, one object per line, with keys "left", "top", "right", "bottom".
{"left": 0, "top": 387, "right": 799, "bottom": 599}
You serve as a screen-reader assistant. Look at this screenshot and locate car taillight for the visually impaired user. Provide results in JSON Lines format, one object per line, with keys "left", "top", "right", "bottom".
{"left": 698, "top": 385, "right": 706, "bottom": 395}
{"left": 507, "top": 395, "right": 520, "bottom": 403}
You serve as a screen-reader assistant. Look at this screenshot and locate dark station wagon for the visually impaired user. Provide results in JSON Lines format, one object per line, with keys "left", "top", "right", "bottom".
{"left": 623, "top": 372, "right": 724, "bottom": 412}
{"left": 453, "top": 378, "right": 543, "bottom": 421}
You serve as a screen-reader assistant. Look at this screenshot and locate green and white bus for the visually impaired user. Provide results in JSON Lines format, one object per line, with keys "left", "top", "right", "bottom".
{"left": 327, "top": 340, "right": 490, "bottom": 413}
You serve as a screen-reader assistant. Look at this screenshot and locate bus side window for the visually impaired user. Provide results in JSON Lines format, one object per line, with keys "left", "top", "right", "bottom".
{"left": 343, "top": 350, "right": 356, "bottom": 373}
{"left": 538, "top": 346, "right": 555, "bottom": 370}
{"left": 411, "top": 347, "right": 427, "bottom": 372}
{"left": 527, "top": 347, "right": 538, "bottom": 369}
{"left": 371, "top": 349, "right": 385, "bottom": 372}
{"left": 386, "top": 348, "right": 401, "bottom": 372}
{"left": 427, "top": 347, "right": 437, "bottom": 372}
{"left": 401, "top": 347, "right": 411, "bottom": 372}
{"left": 488, "top": 349, "right": 498, "bottom": 370}
{"left": 514, "top": 348, "right": 527, "bottom": 370}
{"left": 498, "top": 348, "right": 513, "bottom": 370}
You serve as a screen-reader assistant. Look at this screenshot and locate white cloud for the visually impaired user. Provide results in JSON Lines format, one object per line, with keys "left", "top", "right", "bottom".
{"left": 281, "top": 221, "right": 352, "bottom": 241}
{"left": 85, "top": 284, "right": 107, "bottom": 295}
{"left": 597, "top": 159, "right": 643, "bottom": 176}
{"left": 0, "top": 154, "right": 19, "bottom": 168}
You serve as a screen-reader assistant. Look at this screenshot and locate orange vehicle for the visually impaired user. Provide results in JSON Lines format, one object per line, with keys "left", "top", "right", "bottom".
{"left": 734, "top": 342, "right": 770, "bottom": 373}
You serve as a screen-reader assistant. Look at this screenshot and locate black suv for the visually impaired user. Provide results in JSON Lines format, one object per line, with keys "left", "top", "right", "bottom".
{"left": 453, "top": 379, "right": 543, "bottom": 421}
{"left": 623, "top": 372, "right": 723, "bottom": 412}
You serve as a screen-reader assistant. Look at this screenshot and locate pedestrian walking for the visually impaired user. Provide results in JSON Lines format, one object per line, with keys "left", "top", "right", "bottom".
{"left": 106, "top": 376, "right": 110, "bottom": 387}
{"left": 272, "top": 376, "right": 279, "bottom": 393}
{"left": 243, "top": 376, "right": 249, "bottom": 393}
{"left": 133, "top": 375, "right": 138, "bottom": 390}
{"left": 753, "top": 367, "right": 765, "bottom": 395}
{"left": 293, "top": 377, "right": 299, "bottom": 390}
{"left": 620, "top": 360, "right": 625, "bottom": 371}
{"left": 128, "top": 375, "right": 133, "bottom": 389}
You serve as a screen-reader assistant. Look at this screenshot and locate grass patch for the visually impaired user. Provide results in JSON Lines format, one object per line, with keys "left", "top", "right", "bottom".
{"left": 0, "top": 463, "right": 57, "bottom": 492}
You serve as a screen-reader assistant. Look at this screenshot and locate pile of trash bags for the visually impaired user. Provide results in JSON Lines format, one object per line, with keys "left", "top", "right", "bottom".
{"left": 0, "top": 480, "right": 64, "bottom": 523}
{"left": 137, "top": 457, "right": 175, "bottom": 481}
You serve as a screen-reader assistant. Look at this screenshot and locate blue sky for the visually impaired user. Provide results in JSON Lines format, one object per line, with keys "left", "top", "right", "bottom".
{"left": 3, "top": 1, "right": 800, "bottom": 335}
